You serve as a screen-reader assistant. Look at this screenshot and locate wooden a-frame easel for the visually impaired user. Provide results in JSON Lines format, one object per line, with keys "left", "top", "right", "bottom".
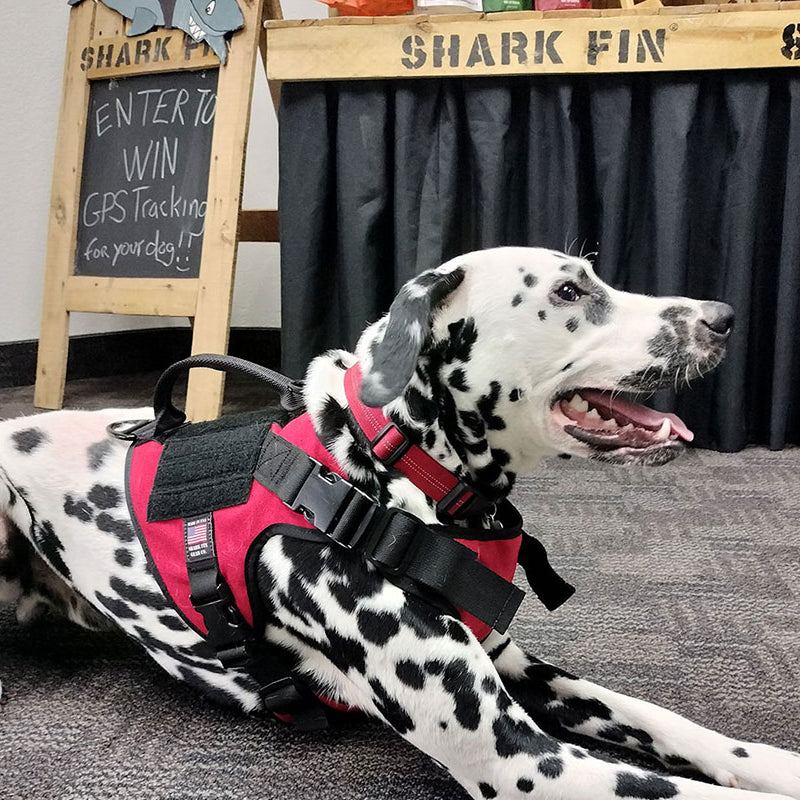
{"left": 35, "top": 0, "right": 284, "bottom": 422}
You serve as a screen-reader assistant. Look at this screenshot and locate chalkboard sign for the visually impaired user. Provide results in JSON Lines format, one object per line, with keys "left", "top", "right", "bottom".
{"left": 36, "top": 0, "right": 276, "bottom": 422}
{"left": 75, "top": 69, "right": 218, "bottom": 279}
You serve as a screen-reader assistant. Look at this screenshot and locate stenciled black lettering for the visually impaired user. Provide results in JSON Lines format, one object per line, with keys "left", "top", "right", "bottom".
{"left": 185, "top": 37, "right": 201, "bottom": 60}
{"left": 80, "top": 46, "right": 95, "bottom": 72}
{"left": 782, "top": 23, "right": 800, "bottom": 60}
{"left": 433, "top": 34, "right": 460, "bottom": 68}
{"left": 96, "top": 43, "right": 114, "bottom": 70}
{"left": 153, "top": 36, "right": 172, "bottom": 62}
{"left": 618, "top": 29, "right": 630, "bottom": 63}
{"left": 466, "top": 33, "right": 495, "bottom": 68}
{"left": 501, "top": 31, "right": 528, "bottom": 66}
{"left": 546, "top": 31, "right": 563, "bottom": 64}
{"left": 135, "top": 37, "right": 152, "bottom": 65}
{"left": 534, "top": 30, "right": 544, "bottom": 64}
{"left": 114, "top": 41, "right": 131, "bottom": 69}
{"left": 587, "top": 30, "right": 612, "bottom": 66}
{"left": 401, "top": 34, "right": 427, "bottom": 70}
{"left": 636, "top": 29, "right": 665, "bottom": 63}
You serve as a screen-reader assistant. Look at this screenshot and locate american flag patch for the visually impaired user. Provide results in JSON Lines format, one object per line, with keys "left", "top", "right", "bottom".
{"left": 184, "top": 514, "right": 214, "bottom": 562}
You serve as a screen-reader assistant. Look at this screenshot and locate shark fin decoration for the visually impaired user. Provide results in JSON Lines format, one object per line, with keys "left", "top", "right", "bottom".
{"left": 66, "top": 0, "right": 244, "bottom": 65}
{"left": 128, "top": 7, "right": 159, "bottom": 36}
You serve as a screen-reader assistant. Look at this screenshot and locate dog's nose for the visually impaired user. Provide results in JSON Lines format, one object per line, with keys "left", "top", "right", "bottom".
{"left": 700, "top": 301, "right": 734, "bottom": 337}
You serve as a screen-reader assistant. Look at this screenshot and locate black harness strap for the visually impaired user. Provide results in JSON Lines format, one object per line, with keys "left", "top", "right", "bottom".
{"left": 182, "top": 511, "right": 327, "bottom": 731}
{"left": 253, "top": 432, "right": 527, "bottom": 634}
{"left": 518, "top": 534, "right": 576, "bottom": 611}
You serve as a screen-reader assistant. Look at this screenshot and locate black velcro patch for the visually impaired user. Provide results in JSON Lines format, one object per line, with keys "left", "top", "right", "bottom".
{"left": 147, "top": 410, "right": 286, "bottom": 522}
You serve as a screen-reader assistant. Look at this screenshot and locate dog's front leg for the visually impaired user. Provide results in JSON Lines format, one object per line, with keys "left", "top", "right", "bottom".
{"left": 311, "top": 610, "right": 795, "bottom": 800}
{"left": 488, "top": 635, "right": 800, "bottom": 799}
{"left": 259, "top": 540, "right": 796, "bottom": 800}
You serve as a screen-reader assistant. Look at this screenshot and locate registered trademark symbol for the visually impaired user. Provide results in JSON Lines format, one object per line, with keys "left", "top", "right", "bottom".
{"left": 670, "top": 23, "right": 678, "bottom": 32}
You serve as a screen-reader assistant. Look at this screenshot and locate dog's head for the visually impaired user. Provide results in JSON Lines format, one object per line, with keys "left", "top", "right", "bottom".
{"left": 356, "top": 247, "right": 732, "bottom": 475}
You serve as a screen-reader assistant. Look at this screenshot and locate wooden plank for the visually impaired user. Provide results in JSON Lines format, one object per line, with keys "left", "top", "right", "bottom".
{"left": 35, "top": 0, "right": 97, "bottom": 410}
{"left": 541, "top": 8, "right": 603, "bottom": 17}
{"left": 64, "top": 276, "right": 199, "bottom": 315}
{"left": 719, "top": 1, "right": 784, "bottom": 10}
{"left": 83, "top": 31, "right": 220, "bottom": 79}
{"left": 265, "top": 6, "right": 800, "bottom": 79}
{"left": 93, "top": 2, "right": 125, "bottom": 37}
{"left": 599, "top": 5, "right": 670, "bottom": 14}
{"left": 186, "top": 0, "right": 266, "bottom": 422}
{"left": 657, "top": 4, "right": 720, "bottom": 14}
{"left": 238, "top": 209, "right": 280, "bottom": 242}
{"left": 486, "top": 10, "right": 544, "bottom": 19}
{"left": 263, "top": 0, "right": 284, "bottom": 112}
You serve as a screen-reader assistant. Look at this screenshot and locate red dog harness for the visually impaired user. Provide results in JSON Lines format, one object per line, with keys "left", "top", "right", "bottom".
{"left": 121, "top": 355, "right": 574, "bottom": 728}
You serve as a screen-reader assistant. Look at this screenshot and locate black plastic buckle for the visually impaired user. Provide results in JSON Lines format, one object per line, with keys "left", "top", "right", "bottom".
{"left": 289, "top": 462, "right": 376, "bottom": 548}
{"left": 190, "top": 580, "right": 255, "bottom": 669}
{"left": 260, "top": 676, "right": 301, "bottom": 710}
{"left": 260, "top": 678, "right": 329, "bottom": 730}
{"left": 290, "top": 462, "right": 354, "bottom": 533}
{"left": 370, "top": 423, "right": 412, "bottom": 468}
{"left": 436, "top": 480, "right": 490, "bottom": 521}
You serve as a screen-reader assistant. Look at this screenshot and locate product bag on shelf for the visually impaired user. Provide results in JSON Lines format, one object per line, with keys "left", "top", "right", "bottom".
{"left": 415, "top": 0, "right": 483, "bottom": 11}
{"left": 535, "top": 0, "right": 589, "bottom": 8}
{"left": 483, "top": 0, "right": 532, "bottom": 9}
{"left": 318, "top": 0, "right": 413, "bottom": 14}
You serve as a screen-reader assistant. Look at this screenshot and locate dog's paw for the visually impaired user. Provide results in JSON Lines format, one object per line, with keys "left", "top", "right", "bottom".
{"left": 705, "top": 741, "right": 800, "bottom": 799}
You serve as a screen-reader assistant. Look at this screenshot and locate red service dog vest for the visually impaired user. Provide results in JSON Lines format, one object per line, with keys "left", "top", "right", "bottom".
{"left": 127, "top": 412, "right": 525, "bottom": 642}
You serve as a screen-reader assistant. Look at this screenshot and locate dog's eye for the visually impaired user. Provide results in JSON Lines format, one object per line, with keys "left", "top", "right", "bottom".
{"left": 556, "top": 282, "right": 582, "bottom": 302}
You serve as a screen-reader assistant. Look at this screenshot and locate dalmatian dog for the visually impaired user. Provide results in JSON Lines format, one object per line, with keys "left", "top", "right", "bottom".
{"left": 1, "top": 247, "right": 798, "bottom": 800}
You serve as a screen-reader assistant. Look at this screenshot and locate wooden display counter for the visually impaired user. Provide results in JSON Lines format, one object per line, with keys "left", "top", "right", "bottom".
{"left": 265, "top": 2, "right": 800, "bottom": 79}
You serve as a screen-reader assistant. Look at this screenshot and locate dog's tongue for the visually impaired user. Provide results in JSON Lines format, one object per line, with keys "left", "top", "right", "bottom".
{"left": 579, "top": 389, "right": 694, "bottom": 442}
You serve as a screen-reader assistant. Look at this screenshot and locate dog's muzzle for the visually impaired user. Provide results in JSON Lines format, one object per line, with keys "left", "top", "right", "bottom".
{"left": 551, "top": 390, "right": 693, "bottom": 465}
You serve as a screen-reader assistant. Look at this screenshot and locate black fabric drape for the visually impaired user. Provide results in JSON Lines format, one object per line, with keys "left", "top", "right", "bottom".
{"left": 278, "top": 72, "right": 800, "bottom": 451}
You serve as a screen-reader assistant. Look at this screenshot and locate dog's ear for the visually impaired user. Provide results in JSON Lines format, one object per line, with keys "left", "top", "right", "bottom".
{"left": 360, "top": 266, "right": 465, "bottom": 407}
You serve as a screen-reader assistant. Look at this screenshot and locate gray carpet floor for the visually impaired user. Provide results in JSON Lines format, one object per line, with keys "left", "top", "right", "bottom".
{"left": 1, "top": 374, "right": 798, "bottom": 799}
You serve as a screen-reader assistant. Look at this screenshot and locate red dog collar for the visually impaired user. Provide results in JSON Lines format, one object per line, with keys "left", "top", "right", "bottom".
{"left": 344, "top": 364, "right": 492, "bottom": 521}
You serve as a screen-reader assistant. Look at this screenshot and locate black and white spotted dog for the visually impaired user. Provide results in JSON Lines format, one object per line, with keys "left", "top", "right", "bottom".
{"left": 1, "top": 247, "right": 798, "bottom": 800}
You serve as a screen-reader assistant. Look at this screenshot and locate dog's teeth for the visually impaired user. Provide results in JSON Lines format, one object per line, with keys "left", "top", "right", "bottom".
{"left": 653, "top": 418, "right": 671, "bottom": 441}
{"left": 568, "top": 394, "right": 589, "bottom": 412}
{"left": 603, "top": 418, "right": 619, "bottom": 429}
{"left": 585, "top": 409, "right": 601, "bottom": 421}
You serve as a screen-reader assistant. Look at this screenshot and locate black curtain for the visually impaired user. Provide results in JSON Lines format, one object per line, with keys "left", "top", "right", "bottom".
{"left": 278, "top": 72, "right": 800, "bottom": 451}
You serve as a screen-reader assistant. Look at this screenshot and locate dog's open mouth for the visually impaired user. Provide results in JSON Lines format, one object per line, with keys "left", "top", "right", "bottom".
{"left": 551, "top": 389, "right": 693, "bottom": 463}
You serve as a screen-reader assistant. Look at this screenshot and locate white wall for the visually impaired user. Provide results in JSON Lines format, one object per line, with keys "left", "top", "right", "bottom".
{"left": 0, "top": 0, "right": 325, "bottom": 345}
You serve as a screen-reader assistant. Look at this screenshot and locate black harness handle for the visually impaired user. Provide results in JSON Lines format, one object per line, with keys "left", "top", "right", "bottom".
{"left": 153, "top": 354, "right": 305, "bottom": 439}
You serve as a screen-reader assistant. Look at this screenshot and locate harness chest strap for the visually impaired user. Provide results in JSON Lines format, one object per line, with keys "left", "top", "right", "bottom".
{"left": 182, "top": 513, "right": 327, "bottom": 729}
{"left": 253, "top": 432, "right": 528, "bottom": 634}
